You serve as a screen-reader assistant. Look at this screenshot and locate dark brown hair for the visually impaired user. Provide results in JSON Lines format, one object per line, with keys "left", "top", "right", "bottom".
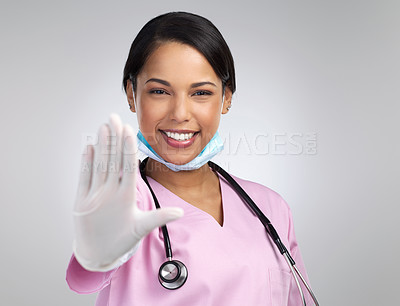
{"left": 123, "top": 11, "right": 236, "bottom": 95}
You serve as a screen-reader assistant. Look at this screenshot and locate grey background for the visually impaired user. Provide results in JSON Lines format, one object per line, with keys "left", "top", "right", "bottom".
{"left": 1, "top": 0, "right": 399, "bottom": 305}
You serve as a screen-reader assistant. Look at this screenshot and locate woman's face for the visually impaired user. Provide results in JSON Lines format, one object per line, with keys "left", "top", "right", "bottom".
{"left": 127, "top": 41, "right": 232, "bottom": 165}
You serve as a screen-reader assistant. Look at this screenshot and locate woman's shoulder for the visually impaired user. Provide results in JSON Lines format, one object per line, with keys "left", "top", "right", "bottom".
{"left": 224, "top": 172, "right": 283, "bottom": 201}
{"left": 220, "top": 172, "right": 292, "bottom": 220}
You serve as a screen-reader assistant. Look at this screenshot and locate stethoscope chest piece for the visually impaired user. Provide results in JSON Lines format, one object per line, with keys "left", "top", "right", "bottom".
{"left": 158, "top": 260, "right": 188, "bottom": 290}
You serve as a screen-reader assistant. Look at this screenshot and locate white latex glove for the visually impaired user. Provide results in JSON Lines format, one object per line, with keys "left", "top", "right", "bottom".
{"left": 73, "top": 113, "right": 184, "bottom": 272}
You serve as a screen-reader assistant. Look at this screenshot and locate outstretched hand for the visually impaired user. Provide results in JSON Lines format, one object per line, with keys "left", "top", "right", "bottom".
{"left": 73, "top": 113, "right": 183, "bottom": 272}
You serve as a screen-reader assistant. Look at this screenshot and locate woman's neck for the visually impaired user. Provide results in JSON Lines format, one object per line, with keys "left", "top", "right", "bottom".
{"left": 144, "top": 158, "right": 217, "bottom": 194}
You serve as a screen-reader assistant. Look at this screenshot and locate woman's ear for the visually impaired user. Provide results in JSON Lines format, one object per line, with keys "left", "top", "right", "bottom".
{"left": 221, "top": 86, "right": 233, "bottom": 114}
{"left": 126, "top": 80, "right": 136, "bottom": 113}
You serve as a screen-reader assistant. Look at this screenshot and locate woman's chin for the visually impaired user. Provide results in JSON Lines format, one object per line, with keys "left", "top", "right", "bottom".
{"left": 163, "top": 156, "right": 193, "bottom": 166}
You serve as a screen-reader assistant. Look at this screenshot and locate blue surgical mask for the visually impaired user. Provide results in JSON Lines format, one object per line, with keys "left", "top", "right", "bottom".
{"left": 136, "top": 130, "right": 224, "bottom": 172}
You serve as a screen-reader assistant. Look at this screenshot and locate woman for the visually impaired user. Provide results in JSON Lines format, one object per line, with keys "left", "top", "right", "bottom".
{"left": 66, "top": 11, "right": 317, "bottom": 305}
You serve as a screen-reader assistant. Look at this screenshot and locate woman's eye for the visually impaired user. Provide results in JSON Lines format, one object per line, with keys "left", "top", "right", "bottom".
{"left": 193, "top": 90, "right": 212, "bottom": 96}
{"left": 150, "top": 89, "right": 167, "bottom": 95}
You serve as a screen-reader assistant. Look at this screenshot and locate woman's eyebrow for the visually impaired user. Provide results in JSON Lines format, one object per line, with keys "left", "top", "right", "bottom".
{"left": 145, "top": 78, "right": 217, "bottom": 88}
{"left": 191, "top": 81, "right": 217, "bottom": 88}
{"left": 145, "top": 78, "right": 170, "bottom": 86}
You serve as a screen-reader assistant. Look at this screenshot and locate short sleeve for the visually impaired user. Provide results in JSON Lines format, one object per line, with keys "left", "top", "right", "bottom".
{"left": 66, "top": 254, "right": 118, "bottom": 294}
{"left": 282, "top": 198, "right": 315, "bottom": 306}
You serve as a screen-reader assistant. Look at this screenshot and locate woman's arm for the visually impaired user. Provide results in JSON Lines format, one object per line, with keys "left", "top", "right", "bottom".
{"left": 283, "top": 199, "right": 315, "bottom": 306}
{"left": 66, "top": 114, "right": 183, "bottom": 293}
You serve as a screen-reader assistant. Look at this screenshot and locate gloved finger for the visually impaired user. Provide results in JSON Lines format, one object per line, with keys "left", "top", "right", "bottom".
{"left": 120, "top": 124, "right": 137, "bottom": 188}
{"left": 107, "top": 113, "right": 123, "bottom": 184}
{"left": 91, "top": 124, "right": 111, "bottom": 192}
{"left": 134, "top": 207, "right": 184, "bottom": 238}
{"left": 76, "top": 144, "right": 94, "bottom": 202}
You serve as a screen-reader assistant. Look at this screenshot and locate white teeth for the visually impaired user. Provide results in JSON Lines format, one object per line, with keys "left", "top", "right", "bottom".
{"left": 165, "top": 131, "right": 195, "bottom": 141}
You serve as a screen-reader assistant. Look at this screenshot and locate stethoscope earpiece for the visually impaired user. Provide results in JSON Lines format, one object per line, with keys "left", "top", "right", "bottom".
{"left": 158, "top": 260, "right": 188, "bottom": 290}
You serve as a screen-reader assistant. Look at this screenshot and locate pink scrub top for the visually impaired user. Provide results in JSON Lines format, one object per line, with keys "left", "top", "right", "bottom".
{"left": 66, "top": 167, "right": 313, "bottom": 305}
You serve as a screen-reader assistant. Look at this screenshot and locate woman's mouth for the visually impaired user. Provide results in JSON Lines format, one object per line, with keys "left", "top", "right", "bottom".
{"left": 164, "top": 131, "right": 196, "bottom": 141}
{"left": 160, "top": 130, "right": 199, "bottom": 148}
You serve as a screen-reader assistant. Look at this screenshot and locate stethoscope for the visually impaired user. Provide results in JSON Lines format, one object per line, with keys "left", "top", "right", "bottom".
{"left": 139, "top": 157, "right": 319, "bottom": 305}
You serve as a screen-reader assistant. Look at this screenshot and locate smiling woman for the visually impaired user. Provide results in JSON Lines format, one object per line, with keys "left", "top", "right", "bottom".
{"left": 66, "top": 11, "right": 318, "bottom": 306}
{"left": 127, "top": 42, "right": 230, "bottom": 168}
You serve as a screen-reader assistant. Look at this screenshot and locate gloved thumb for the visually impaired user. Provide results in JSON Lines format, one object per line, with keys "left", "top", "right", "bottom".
{"left": 134, "top": 207, "right": 184, "bottom": 238}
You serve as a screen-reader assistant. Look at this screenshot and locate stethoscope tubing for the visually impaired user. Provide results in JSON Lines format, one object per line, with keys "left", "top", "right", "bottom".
{"left": 208, "top": 161, "right": 319, "bottom": 305}
{"left": 139, "top": 162, "right": 172, "bottom": 258}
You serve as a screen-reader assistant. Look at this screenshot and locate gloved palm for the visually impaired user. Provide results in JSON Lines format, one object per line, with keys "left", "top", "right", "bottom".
{"left": 73, "top": 114, "right": 183, "bottom": 272}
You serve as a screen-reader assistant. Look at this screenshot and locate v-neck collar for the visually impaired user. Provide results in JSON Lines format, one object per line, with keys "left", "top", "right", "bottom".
{"left": 145, "top": 170, "right": 226, "bottom": 228}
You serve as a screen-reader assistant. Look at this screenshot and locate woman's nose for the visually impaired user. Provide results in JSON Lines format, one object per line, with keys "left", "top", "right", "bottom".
{"left": 169, "top": 94, "right": 191, "bottom": 122}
